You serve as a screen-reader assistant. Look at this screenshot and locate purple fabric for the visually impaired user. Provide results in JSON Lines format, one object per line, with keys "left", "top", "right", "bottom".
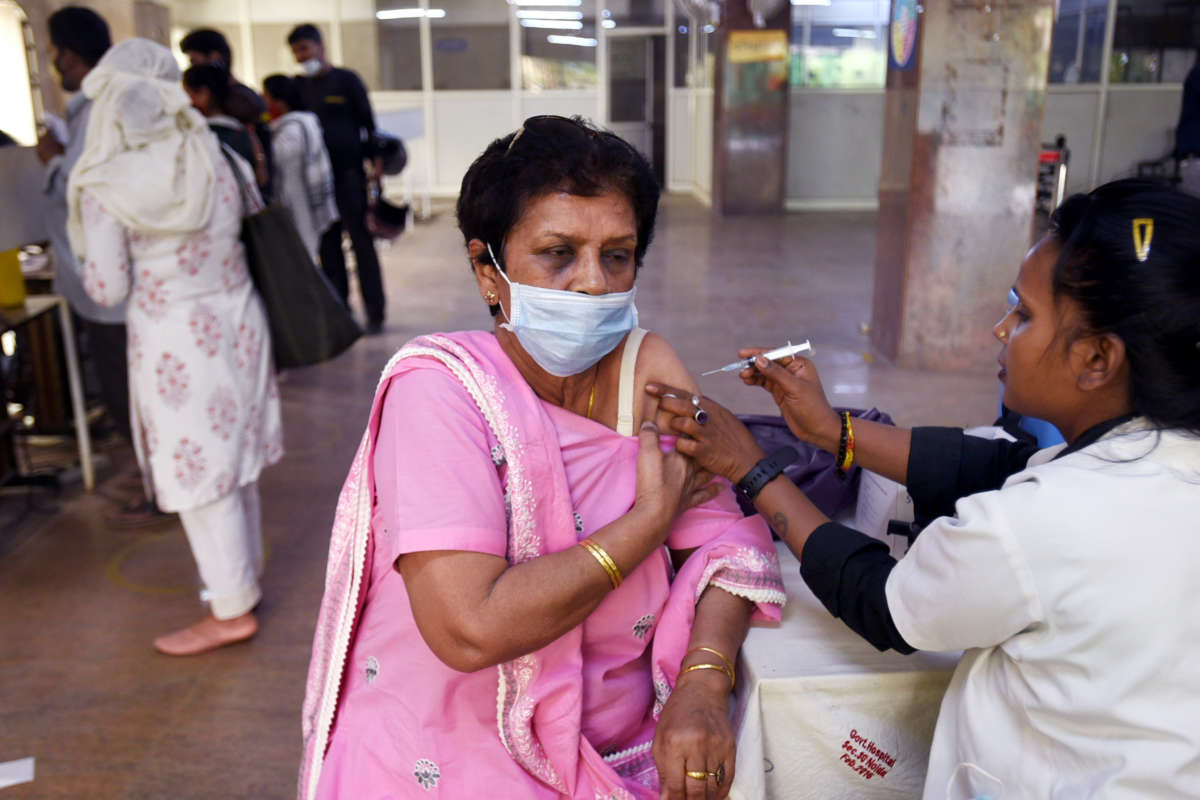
{"left": 735, "top": 408, "right": 895, "bottom": 518}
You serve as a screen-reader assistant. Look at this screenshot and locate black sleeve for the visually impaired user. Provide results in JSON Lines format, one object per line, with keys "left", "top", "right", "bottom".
{"left": 799, "top": 522, "right": 915, "bottom": 654}
{"left": 906, "top": 427, "right": 1040, "bottom": 523}
{"left": 346, "top": 70, "right": 377, "bottom": 157}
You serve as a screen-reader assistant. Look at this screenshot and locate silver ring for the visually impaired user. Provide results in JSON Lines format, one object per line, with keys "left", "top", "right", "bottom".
{"left": 693, "top": 407, "right": 708, "bottom": 426}
{"left": 690, "top": 394, "right": 702, "bottom": 408}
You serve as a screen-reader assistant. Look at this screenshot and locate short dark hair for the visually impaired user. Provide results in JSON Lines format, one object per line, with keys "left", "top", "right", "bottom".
{"left": 180, "top": 28, "right": 233, "bottom": 69}
{"left": 1049, "top": 178, "right": 1200, "bottom": 434}
{"left": 262, "top": 74, "right": 305, "bottom": 111}
{"left": 457, "top": 116, "right": 659, "bottom": 313}
{"left": 287, "top": 24, "right": 323, "bottom": 45}
{"left": 183, "top": 64, "right": 231, "bottom": 109}
{"left": 48, "top": 6, "right": 111, "bottom": 68}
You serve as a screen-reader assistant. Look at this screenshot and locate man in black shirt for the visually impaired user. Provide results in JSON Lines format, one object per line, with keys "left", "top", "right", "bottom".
{"left": 288, "top": 23, "right": 387, "bottom": 334}
{"left": 180, "top": 28, "right": 273, "bottom": 199}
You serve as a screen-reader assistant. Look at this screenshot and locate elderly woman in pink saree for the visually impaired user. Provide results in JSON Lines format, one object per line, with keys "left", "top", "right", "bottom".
{"left": 299, "top": 116, "right": 784, "bottom": 800}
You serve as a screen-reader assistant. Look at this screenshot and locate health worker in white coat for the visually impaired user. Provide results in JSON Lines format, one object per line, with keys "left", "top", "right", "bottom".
{"left": 646, "top": 179, "right": 1200, "bottom": 799}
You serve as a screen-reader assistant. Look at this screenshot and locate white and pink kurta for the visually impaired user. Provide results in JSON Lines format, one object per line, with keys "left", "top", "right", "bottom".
{"left": 76, "top": 153, "right": 283, "bottom": 512}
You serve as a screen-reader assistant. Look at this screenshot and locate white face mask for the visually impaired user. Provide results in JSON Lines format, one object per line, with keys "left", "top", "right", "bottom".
{"left": 487, "top": 244, "right": 638, "bottom": 378}
{"left": 300, "top": 58, "right": 322, "bottom": 76}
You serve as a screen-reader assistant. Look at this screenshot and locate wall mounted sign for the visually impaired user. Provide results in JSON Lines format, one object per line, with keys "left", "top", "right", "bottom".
{"left": 890, "top": 0, "right": 919, "bottom": 71}
{"left": 728, "top": 29, "right": 789, "bottom": 64}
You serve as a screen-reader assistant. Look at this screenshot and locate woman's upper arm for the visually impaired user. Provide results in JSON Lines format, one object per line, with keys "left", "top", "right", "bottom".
{"left": 373, "top": 368, "right": 514, "bottom": 667}
{"left": 635, "top": 331, "right": 700, "bottom": 430}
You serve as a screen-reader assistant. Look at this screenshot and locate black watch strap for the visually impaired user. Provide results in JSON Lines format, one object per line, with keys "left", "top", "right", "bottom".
{"left": 736, "top": 446, "right": 798, "bottom": 501}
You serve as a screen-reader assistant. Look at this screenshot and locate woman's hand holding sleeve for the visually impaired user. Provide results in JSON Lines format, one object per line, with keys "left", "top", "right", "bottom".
{"left": 654, "top": 586, "right": 752, "bottom": 800}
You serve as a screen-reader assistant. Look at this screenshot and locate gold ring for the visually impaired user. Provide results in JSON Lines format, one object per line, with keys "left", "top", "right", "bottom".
{"left": 685, "top": 770, "right": 708, "bottom": 781}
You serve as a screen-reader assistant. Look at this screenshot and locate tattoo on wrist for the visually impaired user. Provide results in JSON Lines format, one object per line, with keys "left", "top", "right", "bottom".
{"left": 771, "top": 512, "right": 788, "bottom": 537}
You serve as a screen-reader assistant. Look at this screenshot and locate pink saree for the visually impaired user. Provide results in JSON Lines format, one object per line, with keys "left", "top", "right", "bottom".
{"left": 298, "top": 331, "right": 784, "bottom": 799}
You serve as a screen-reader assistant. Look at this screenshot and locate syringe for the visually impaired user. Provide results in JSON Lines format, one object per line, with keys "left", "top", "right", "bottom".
{"left": 701, "top": 340, "right": 813, "bottom": 376}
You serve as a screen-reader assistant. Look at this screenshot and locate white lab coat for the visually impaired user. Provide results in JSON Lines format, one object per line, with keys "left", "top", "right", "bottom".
{"left": 886, "top": 420, "right": 1200, "bottom": 798}
{"left": 269, "top": 111, "right": 339, "bottom": 261}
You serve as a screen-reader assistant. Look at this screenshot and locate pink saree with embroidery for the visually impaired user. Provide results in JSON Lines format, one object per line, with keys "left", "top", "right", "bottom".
{"left": 298, "top": 331, "right": 784, "bottom": 799}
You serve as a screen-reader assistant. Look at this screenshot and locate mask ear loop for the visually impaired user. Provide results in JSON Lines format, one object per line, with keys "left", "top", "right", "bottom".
{"left": 485, "top": 243, "right": 515, "bottom": 327}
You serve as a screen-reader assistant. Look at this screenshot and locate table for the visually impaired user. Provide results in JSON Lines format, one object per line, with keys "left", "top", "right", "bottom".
{"left": 0, "top": 295, "right": 94, "bottom": 490}
{"left": 729, "top": 541, "right": 960, "bottom": 800}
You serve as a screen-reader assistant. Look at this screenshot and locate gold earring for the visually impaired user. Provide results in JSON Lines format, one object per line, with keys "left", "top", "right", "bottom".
{"left": 998, "top": 329, "right": 1009, "bottom": 341}
{"left": 485, "top": 291, "right": 497, "bottom": 305}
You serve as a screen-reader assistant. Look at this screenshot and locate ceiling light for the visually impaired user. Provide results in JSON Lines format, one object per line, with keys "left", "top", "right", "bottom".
{"left": 376, "top": 8, "right": 446, "bottom": 19}
{"left": 515, "top": 9, "right": 582, "bottom": 19}
{"left": 601, "top": 19, "right": 615, "bottom": 28}
{"left": 790, "top": 0, "right": 831, "bottom": 5}
{"left": 508, "top": 0, "right": 582, "bottom": 5}
{"left": 520, "top": 18, "right": 583, "bottom": 29}
{"left": 547, "top": 34, "right": 597, "bottom": 47}
{"left": 832, "top": 27, "right": 876, "bottom": 38}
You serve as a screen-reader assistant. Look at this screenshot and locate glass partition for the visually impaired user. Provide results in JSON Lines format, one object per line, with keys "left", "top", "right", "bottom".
{"left": 790, "top": 0, "right": 887, "bottom": 89}
{"left": 520, "top": 0, "right": 597, "bottom": 91}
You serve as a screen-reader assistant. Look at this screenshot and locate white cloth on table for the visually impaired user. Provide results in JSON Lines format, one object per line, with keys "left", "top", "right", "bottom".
{"left": 66, "top": 39, "right": 216, "bottom": 260}
{"left": 886, "top": 422, "right": 1200, "bottom": 799}
{"left": 181, "top": 481, "right": 263, "bottom": 619}
{"left": 75, "top": 153, "right": 282, "bottom": 512}
{"left": 269, "top": 110, "right": 339, "bottom": 261}
{"left": 730, "top": 541, "right": 959, "bottom": 800}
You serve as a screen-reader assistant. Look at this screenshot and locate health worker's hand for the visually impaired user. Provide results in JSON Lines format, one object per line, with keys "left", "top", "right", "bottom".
{"left": 633, "top": 420, "right": 720, "bottom": 540}
{"left": 644, "top": 385, "right": 764, "bottom": 485}
{"left": 736, "top": 350, "right": 841, "bottom": 454}
{"left": 653, "top": 668, "right": 737, "bottom": 800}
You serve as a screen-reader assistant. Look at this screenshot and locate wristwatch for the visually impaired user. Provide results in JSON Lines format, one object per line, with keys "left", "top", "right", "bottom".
{"left": 735, "top": 446, "right": 798, "bottom": 501}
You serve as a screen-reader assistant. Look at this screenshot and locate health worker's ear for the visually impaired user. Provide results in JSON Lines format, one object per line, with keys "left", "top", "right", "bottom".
{"left": 1071, "top": 332, "right": 1129, "bottom": 394}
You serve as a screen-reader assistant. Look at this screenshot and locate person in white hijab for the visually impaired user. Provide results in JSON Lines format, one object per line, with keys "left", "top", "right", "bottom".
{"left": 67, "top": 39, "right": 284, "bottom": 656}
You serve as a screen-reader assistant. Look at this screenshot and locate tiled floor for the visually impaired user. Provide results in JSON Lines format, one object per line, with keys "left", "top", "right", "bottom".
{"left": 0, "top": 197, "right": 1001, "bottom": 798}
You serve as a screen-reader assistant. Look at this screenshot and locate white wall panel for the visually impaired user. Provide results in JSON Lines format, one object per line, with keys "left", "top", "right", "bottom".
{"left": 1099, "top": 86, "right": 1183, "bottom": 184}
{"left": 667, "top": 89, "right": 695, "bottom": 189}
{"left": 786, "top": 89, "right": 883, "bottom": 206}
{"left": 694, "top": 88, "right": 713, "bottom": 201}
{"left": 432, "top": 91, "right": 513, "bottom": 193}
{"left": 520, "top": 91, "right": 599, "bottom": 123}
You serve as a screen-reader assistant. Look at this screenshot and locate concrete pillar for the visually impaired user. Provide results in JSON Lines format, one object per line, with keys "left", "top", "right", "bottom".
{"left": 711, "top": 1, "right": 790, "bottom": 215}
{"left": 871, "top": 1, "right": 1055, "bottom": 371}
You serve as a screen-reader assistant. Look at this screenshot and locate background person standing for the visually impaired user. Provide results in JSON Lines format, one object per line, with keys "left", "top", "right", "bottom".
{"left": 287, "top": 23, "right": 386, "bottom": 334}
{"left": 180, "top": 28, "right": 273, "bottom": 199}
{"left": 262, "top": 74, "right": 339, "bottom": 262}
{"left": 38, "top": 7, "right": 162, "bottom": 524}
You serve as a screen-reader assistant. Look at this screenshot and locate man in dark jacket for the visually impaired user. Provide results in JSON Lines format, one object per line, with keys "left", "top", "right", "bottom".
{"left": 288, "top": 23, "right": 386, "bottom": 334}
{"left": 180, "top": 28, "right": 272, "bottom": 198}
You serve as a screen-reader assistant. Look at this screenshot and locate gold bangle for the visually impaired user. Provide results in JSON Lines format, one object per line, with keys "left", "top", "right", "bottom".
{"left": 679, "top": 662, "right": 734, "bottom": 689}
{"left": 579, "top": 537, "right": 623, "bottom": 589}
{"left": 686, "top": 646, "right": 736, "bottom": 686}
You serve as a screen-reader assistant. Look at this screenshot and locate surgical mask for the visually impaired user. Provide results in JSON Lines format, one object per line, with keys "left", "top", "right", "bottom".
{"left": 300, "top": 58, "right": 322, "bottom": 76}
{"left": 488, "top": 243, "right": 638, "bottom": 378}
